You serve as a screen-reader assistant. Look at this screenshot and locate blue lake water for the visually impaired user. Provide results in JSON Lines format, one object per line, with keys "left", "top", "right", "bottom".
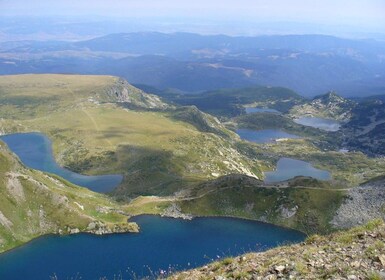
{"left": 0, "top": 215, "right": 305, "bottom": 280}
{"left": 264, "top": 157, "right": 331, "bottom": 183}
{"left": 245, "top": 107, "right": 280, "bottom": 114}
{"left": 0, "top": 133, "right": 123, "bottom": 193}
{"left": 236, "top": 129, "right": 300, "bottom": 144}
{"left": 294, "top": 117, "right": 340, "bottom": 132}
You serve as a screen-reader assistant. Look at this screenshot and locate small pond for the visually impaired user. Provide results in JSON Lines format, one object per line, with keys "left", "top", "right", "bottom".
{"left": 264, "top": 157, "right": 331, "bottom": 183}
{"left": 294, "top": 117, "right": 340, "bottom": 132}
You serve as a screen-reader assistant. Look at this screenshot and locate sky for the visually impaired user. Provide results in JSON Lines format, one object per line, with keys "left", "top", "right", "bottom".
{"left": 1, "top": 0, "right": 385, "bottom": 34}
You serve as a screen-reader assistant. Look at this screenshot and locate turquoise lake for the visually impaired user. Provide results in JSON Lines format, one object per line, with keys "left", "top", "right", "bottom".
{"left": 236, "top": 129, "right": 300, "bottom": 143}
{"left": 0, "top": 133, "right": 123, "bottom": 193}
{"left": 264, "top": 157, "right": 331, "bottom": 183}
{"left": 294, "top": 117, "right": 340, "bottom": 132}
{"left": 0, "top": 215, "right": 305, "bottom": 280}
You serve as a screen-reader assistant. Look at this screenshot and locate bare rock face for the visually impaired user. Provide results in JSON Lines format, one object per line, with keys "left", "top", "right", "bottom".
{"left": 161, "top": 203, "right": 193, "bottom": 220}
{"left": 0, "top": 211, "right": 13, "bottom": 230}
{"left": 279, "top": 205, "right": 298, "bottom": 219}
{"left": 6, "top": 172, "right": 25, "bottom": 203}
{"left": 104, "top": 78, "right": 170, "bottom": 110}
{"left": 84, "top": 220, "right": 140, "bottom": 235}
{"left": 331, "top": 179, "right": 385, "bottom": 229}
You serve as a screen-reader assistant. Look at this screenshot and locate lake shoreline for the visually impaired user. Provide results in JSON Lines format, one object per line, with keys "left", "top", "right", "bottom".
{"left": 0, "top": 132, "right": 124, "bottom": 192}
{"left": 0, "top": 212, "right": 306, "bottom": 256}
{"left": 133, "top": 213, "right": 308, "bottom": 236}
{"left": 0, "top": 215, "right": 305, "bottom": 280}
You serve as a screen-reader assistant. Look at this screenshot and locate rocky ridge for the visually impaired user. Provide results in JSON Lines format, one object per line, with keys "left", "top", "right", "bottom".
{"left": 289, "top": 91, "right": 356, "bottom": 121}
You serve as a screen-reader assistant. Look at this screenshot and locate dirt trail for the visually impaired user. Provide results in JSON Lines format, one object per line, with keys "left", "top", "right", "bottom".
{"left": 129, "top": 183, "right": 349, "bottom": 208}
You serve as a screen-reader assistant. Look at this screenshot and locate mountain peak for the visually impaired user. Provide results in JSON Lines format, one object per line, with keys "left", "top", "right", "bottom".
{"left": 290, "top": 91, "right": 356, "bottom": 121}
{"left": 313, "top": 91, "right": 345, "bottom": 103}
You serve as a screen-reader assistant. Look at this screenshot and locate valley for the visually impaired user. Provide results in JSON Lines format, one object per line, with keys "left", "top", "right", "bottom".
{"left": 0, "top": 73, "right": 384, "bottom": 254}
{"left": 0, "top": 74, "right": 260, "bottom": 199}
{"left": 0, "top": 1, "right": 385, "bottom": 278}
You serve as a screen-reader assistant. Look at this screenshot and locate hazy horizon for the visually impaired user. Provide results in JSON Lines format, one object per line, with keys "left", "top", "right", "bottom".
{"left": 1, "top": 0, "right": 385, "bottom": 37}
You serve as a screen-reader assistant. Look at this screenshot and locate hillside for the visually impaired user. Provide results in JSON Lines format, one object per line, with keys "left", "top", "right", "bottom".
{"left": 176, "top": 175, "right": 346, "bottom": 234}
{"left": 0, "top": 143, "right": 139, "bottom": 253}
{"left": 168, "top": 219, "right": 385, "bottom": 280}
{"left": 159, "top": 86, "right": 305, "bottom": 117}
{"left": 0, "top": 74, "right": 260, "bottom": 198}
{"left": 342, "top": 99, "right": 385, "bottom": 156}
{"left": 125, "top": 174, "right": 385, "bottom": 235}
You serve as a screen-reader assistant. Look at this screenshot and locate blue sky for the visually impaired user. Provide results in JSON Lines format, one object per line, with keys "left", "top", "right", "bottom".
{"left": 1, "top": 0, "right": 385, "bottom": 33}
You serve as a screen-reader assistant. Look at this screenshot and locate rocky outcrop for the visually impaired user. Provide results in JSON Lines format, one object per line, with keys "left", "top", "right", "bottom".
{"left": 161, "top": 203, "right": 193, "bottom": 220}
{"left": 279, "top": 205, "right": 298, "bottom": 219}
{"left": 0, "top": 211, "right": 13, "bottom": 230}
{"left": 104, "top": 78, "right": 170, "bottom": 110}
{"left": 5, "top": 172, "right": 25, "bottom": 203}
{"left": 86, "top": 220, "right": 139, "bottom": 234}
{"left": 65, "top": 220, "right": 139, "bottom": 235}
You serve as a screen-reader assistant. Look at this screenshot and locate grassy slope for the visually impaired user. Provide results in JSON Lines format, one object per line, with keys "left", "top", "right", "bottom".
{"left": 178, "top": 176, "right": 346, "bottom": 234}
{"left": 0, "top": 142, "right": 138, "bottom": 253}
{"left": 0, "top": 74, "right": 260, "bottom": 198}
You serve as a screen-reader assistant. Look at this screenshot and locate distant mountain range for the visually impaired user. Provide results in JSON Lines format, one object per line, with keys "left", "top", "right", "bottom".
{"left": 1, "top": 32, "right": 385, "bottom": 97}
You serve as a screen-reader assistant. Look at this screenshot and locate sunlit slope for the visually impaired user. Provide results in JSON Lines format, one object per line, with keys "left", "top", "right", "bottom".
{"left": 0, "top": 143, "right": 138, "bottom": 253}
{"left": 0, "top": 74, "right": 260, "bottom": 197}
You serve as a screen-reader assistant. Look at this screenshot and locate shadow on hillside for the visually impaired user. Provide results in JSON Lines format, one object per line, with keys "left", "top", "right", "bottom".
{"left": 110, "top": 144, "right": 197, "bottom": 200}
